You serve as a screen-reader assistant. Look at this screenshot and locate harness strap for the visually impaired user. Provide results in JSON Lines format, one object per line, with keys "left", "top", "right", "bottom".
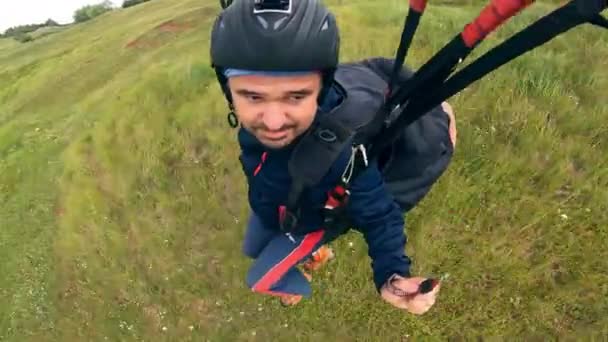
{"left": 279, "top": 144, "right": 369, "bottom": 232}
{"left": 372, "top": 0, "right": 606, "bottom": 159}
{"left": 418, "top": 0, "right": 607, "bottom": 118}
{"left": 589, "top": 14, "right": 608, "bottom": 28}
{"left": 387, "top": 0, "right": 428, "bottom": 99}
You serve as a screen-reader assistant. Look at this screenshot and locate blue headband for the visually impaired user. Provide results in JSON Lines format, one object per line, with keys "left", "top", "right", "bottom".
{"left": 223, "top": 68, "right": 314, "bottom": 78}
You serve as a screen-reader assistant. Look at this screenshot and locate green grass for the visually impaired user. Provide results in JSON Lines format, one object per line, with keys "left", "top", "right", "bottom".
{"left": 1, "top": 0, "right": 607, "bottom": 340}
{"left": 0, "top": 38, "right": 18, "bottom": 51}
{"left": 27, "top": 26, "right": 68, "bottom": 40}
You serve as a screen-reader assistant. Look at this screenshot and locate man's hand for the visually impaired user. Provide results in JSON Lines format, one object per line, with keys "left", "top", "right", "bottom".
{"left": 442, "top": 101, "right": 457, "bottom": 148}
{"left": 380, "top": 274, "right": 441, "bottom": 315}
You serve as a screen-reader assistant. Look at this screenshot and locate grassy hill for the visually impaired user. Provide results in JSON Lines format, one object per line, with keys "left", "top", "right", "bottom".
{"left": 1, "top": 0, "right": 607, "bottom": 340}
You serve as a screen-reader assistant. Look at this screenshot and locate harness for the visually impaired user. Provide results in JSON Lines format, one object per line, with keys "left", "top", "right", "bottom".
{"left": 277, "top": 0, "right": 608, "bottom": 233}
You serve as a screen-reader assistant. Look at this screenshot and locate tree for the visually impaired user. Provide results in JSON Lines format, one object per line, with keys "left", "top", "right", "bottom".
{"left": 122, "top": 0, "right": 152, "bottom": 8}
{"left": 45, "top": 19, "right": 59, "bottom": 26}
{"left": 13, "top": 32, "right": 33, "bottom": 43}
{"left": 73, "top": 0, "right": 114, "bottom": 23}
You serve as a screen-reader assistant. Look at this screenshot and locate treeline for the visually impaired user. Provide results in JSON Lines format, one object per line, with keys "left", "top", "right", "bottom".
{"left": 72, "top": 0, "right": 114, "bottom": 24}
{"left": 122, "top": 0, "right": 153, "bottom": 8}
{"left": 1, "top": 0, "right": 154, "bottom": 42}
{"left": 0, "top": 19, "right": 60, "bottom": 42}
{"left": 73, "top": 0, "right": 153, "bottom": 23}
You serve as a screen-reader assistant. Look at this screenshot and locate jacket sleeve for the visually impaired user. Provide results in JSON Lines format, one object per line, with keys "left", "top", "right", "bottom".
{"left": 344, "top": 158, "right": 412, "bottom": 292}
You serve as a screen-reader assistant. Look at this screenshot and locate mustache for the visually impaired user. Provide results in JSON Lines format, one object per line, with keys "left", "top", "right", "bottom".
{"left": 250, "top": 123, "right": 297, "bottom": 131}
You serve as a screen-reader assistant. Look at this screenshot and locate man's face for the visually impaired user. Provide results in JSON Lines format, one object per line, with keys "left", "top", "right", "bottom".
{"left": 228, "top": 72, "right": 322, "bottom": 149}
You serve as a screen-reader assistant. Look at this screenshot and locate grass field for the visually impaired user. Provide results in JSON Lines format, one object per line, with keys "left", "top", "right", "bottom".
{"left": 1, "top": 0, "right": 607, "bottom": 340}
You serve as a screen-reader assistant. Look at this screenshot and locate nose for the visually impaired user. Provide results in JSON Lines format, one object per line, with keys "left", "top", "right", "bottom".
{"left": 261, "top": 104, "right": 287, "bottom": 130}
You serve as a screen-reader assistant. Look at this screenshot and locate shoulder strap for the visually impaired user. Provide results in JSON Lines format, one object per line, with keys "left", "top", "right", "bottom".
{"left": 286, "top": 110, "right": 354, "bottom": 210}
{"left": 279, "top": 63, "right": 389, "bottom": 231}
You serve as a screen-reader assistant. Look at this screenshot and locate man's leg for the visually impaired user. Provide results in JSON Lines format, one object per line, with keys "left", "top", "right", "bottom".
{"left": 301, "top": 220, "right": 350, "bottom": 271}
{"left": 302, "top": 245, "right": 335, "bottom": 271}
{"left": 242, "top": 213, "right": 276, "bottom": 259}
{"left": 246, "top": 230, "right": 326, "bottom": 300}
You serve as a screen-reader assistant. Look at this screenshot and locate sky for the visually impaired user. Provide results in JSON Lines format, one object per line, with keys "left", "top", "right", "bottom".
{"left": 0, "top": 0, "right": 121, "bottom": 33}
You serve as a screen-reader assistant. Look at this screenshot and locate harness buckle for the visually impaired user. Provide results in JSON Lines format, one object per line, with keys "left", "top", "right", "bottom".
{"left": 341, "top": 144, "right": 369, "bottom": 184}
{"left": 278, "top": 205, "right": 299, "bottom": 232}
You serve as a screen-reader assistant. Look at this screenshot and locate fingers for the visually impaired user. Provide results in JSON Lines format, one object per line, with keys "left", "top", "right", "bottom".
{"left": 408, "top": 292, "right": 438, "bottom": 315}
{"left": 412, "top": 285, "right": 440, "bottom": 314}
{"left": 380, "top": 277, "right": 442, "bottom": 314}
{"left": 419, "top": 292, "right": 438, "bottom": 309}
{"left": 391, "top": 276, "right": 424, "bottom": 293}
{"left": 407, "top": 281, "right": 440, "bottom": 314}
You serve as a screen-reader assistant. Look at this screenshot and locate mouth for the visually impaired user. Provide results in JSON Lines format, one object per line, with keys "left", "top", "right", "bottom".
{"left": 260, "top": 130, "right": 289, "bottom": 141}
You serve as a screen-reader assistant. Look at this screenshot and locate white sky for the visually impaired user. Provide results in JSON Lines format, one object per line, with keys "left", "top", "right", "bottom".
{"left": 0, "top": 0, "right": 121, "bottom": 33}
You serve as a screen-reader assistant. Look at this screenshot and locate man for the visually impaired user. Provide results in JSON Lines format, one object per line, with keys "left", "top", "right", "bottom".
{"left": 210, "top": 0, "right": 456, "bottom": 314}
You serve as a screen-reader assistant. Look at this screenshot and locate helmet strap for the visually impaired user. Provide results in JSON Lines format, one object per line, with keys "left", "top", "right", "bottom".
{"left": 213, "top": 66, "right": 240, "bottom": 128}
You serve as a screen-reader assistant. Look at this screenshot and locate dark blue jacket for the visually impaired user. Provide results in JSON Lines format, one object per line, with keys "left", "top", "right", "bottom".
{"left": 237, "top": 58, "right": 413, "bottom": 291}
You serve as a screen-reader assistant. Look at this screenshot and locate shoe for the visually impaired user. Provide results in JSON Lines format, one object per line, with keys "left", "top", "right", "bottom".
{"left": 279, "top": 294, "right": 303, "bottom": 306}
{"left": 279, "top": 272, "right": 311, "bottom": 307}
{"left": 302, "top": 245, "right": 335, "bottom": 272}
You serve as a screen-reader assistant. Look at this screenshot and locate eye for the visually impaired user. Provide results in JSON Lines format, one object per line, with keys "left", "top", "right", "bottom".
{"left": 246, "top": 94, "right": 263, "bottom": 102}
{"left": 287, "top": 94, "right": 306, "bottom": 103}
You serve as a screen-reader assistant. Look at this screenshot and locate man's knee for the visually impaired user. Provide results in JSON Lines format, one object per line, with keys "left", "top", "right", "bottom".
{"left": 242, "top": 242, "right": 259, "bottom": 259}
{"left": 242, "top": 214, "right": 275, "bottom": 259}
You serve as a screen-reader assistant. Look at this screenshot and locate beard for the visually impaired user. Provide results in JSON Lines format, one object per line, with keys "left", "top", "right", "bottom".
{"left": 248, "top": 122, "right": 301, "bottom": 149}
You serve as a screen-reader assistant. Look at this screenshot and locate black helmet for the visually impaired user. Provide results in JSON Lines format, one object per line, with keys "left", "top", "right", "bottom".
{"left": 210, "top": 0, "right": 340, "bottom": 106}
